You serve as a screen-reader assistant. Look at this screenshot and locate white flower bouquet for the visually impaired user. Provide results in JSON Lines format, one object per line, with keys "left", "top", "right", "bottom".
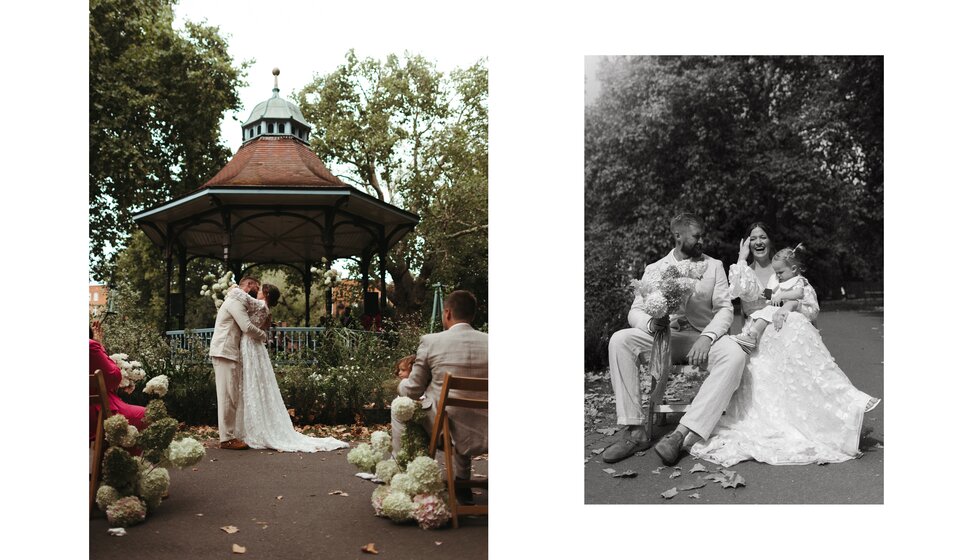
{"left": 630, "top": 260, "right": 708, "bottom": 318}
{"left": 310, "top": 257, "right": 342, "bottom": 290}
{"left": 109, "top": 353, "right": 147, "bottom": 391}
{"left": 200, "top": 271, "right": 236, "bottom": 309}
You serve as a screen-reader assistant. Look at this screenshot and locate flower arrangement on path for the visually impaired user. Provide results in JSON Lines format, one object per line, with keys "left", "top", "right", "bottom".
{"left": 201, "top": 271, "right": 236, "bottom": 309}
{"left": 95, "top": 373, "right": 206, "bottom": 527}
{"left": 348, "top": 397, "right": 452, "bottom": 529}
{"left": 109, "top": 353, "right": 147, "bottom": 392}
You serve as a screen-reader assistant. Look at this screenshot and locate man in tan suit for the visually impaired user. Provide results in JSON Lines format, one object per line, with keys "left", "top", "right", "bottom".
{"left": 209, "top": 276, "right": 268, "bottom": 450}
{"left": 603, "top": 213, "right": 747, "bottom": 465}
{"left": 392, "top": 290, "right": 488, "bottom": 490}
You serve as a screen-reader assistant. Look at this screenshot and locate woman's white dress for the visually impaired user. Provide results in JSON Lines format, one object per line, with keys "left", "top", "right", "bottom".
{"left": 689, "top": 264, "right": 875, "bottom": 467}
{"left": 230, "top": 288, "right": 348, "bottom": 452}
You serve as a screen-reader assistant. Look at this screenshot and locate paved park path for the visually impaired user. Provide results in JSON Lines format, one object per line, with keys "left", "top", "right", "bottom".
{"left": 90, "top": 443, "right": 488, "bottom": 559}
{"left": 585, "top": 308, "right": 884, "bottom": 504}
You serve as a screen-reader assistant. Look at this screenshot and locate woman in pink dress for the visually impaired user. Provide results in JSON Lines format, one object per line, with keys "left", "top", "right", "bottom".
{"left": 89, "top": 329, "right": 147, "bottom": 441}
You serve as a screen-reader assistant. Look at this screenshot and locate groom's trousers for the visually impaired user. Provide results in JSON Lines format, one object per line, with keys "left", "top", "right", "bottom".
{"left": 608, "top": 328, "right": 747, "bottom": 440}
{"left": 213, "top": 357, "right": 245, "bottom": 442}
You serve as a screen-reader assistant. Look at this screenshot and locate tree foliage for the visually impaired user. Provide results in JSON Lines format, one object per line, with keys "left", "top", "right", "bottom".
{"left": 297, "top": 52, "right": 488, "bottom": 320}
{"left": 585, "top": 56, "right": 882, "bottom": 369}
{"left": 89, "top": 0, "right": 249, "bottom": 280}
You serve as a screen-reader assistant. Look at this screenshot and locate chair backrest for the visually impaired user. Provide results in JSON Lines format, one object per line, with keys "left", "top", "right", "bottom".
{"left": 90, "top": 369, "right": 111, "bottom": 414}
{"left": 439, "top": 374, "right": 488, "bottom": 410}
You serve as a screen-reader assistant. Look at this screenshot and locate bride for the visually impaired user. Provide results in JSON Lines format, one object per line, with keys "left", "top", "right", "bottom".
{"left": 226, "top": 284, "right": 348, "bottom": 453}
{"left": 689, "top": 224, "right": 879, "bottom": 467}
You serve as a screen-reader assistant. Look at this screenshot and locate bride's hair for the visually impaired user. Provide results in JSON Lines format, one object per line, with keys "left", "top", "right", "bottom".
{"left": 773, "top": 243, "right": 806, "bottom": 272}
{"left": 262, "top": 283, "right": 281, "bottom": 307}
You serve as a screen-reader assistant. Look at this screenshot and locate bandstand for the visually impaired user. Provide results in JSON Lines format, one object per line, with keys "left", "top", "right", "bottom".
{"left": 134, "top": 69, "right": 419, "bottom": 340}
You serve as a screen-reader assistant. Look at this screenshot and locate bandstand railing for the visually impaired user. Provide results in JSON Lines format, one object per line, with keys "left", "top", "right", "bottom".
{"left": 165, "top": 327, "right": 384, "bottom": 365}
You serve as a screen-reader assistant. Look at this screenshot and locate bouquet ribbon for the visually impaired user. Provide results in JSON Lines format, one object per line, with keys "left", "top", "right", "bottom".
{"left": 645, "top": 326, "right": 672, "bottom": 435}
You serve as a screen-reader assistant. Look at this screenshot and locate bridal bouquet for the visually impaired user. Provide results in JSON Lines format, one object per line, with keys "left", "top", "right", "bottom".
{"left": 200, "top": 271, "right": 236, "bottom": 309}
{"left": 630, "top": 260, "right": 708, "bottom": 318}
{"left": 95, "top": 375, "right": 207, "bottom": 527}
{"left": 109, "top": 353, "right": 147, "bottom": 392}
{"left": 310, "top": 257, "right": 342, "bottom": 290}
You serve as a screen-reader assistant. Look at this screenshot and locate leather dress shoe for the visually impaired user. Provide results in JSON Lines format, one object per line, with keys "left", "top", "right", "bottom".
{"left": 601, "top": 427, "right": 652, "bottom": 463}
{"left": 219, "top": 438, "right": 249, "bottom": 450}
{"left": 653, "top": 431, "right": 685, "bottom": 466}
{"left": 454, "top": 480, "right": 476, "bottom": 505}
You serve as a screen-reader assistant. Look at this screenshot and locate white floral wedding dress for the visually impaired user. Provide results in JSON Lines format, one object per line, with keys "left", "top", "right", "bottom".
{"left": 230, "top": 288, "right": 348, "bottom": 452}
{"left": 690, "top": 275, "right": 878, "bottom": 467}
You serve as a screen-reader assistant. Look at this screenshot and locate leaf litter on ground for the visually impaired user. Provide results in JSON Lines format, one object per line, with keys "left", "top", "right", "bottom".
{"left": 661, "top": 487, "right": 679, "bottom": 499}
{"left": 689, "top": 463, "right": 707, "bottom": 473}
{"left": 220, "top": 526, "right": 239, "bottom": 534}
{"left": 612, "top": 470, "right": 637, "bottom": 478}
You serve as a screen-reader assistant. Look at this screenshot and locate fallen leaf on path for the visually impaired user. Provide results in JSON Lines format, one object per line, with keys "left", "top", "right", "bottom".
{"left": 722, "top": 473, "right": 745, "bottom": 489}
{"left": 602, "top": 468, "right": 617, "bottom": 475}
{"left": 596, "top": 428, "right": 617, "bottom": 436}
{"left": 361, "top": 543, "right": 379, "bottom": 554}
{"left": 220, "top": 526, "right": 239, "bottom": 534}
{"left": 107, "top": 528, "right": 126, "bottom": 537}
{"left": 232, "top": 544, "right": 246, "bottom": 554}
{"left": 873, "top": 443, "right": 884, "bottom": 449}
{"left": 612, "top": 470, "right": 637, "bottom": 478}
{"left": 651, "top": 467, "right": 664, "bottom": 475}
{"left": 669, "top": 470, "right": 682, "bottom": 479}
{"left": 591, "top": 448, "right": 605, "bottom": 455}
{"left": 689, "top": 463, "right": 707, "bottom": 473}
{"left": 635, "top": 451, "right": 646, "bottom": 456}
{"left": 435, "top": 541, "right": 443, "bottom": 545}
{"left": 355, "top": 473, "right": 376, "bottom": 480}
{"left": 329, "top": 490, "right": 349, "bottom": 497}
{"left": 661, "top": 487, "right": 678, "bottom": 499}
{"left": 195, "top": 513, "right": 204, "bottom": 517}
{"left": 192, "top": 467, "right": 198, "bottom": 471}
{"left": 473, "top": 474, "right": 487, "bottom": 479}
{"left": 679, "top": 481, "right": 706, "bottom": 491}
{"left": 276, "top": 495, "right": 284, "bottom": 500}
{"left": 688, "top": 493, "right": 700, "bottom": 499}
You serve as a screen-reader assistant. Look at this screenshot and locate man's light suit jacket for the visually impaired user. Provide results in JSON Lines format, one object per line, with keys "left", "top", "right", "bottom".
{"left": 398, "top": 322, "right": 489, "bottom": 457}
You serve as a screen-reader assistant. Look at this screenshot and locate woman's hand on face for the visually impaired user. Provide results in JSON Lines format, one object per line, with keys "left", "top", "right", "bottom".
{"left": 772, "top": 308, "right": 789, "bottom": 331}
{"left": 738, "top": 237, "right": 751, "bottom": 263}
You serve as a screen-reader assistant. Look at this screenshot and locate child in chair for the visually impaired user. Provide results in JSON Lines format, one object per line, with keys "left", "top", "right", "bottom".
{"left": 734, "top": 244, "right": 810, "bottom": 353}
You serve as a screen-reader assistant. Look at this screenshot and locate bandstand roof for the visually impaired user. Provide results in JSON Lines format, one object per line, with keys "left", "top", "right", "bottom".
{"left": 133, "top": 70, "right": 418, "bottom": 268}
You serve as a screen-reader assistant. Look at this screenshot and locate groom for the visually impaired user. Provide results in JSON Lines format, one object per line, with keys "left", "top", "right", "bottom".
{"left": 209, "top": 276, "right": 268, "bottom": 450}
{"left": 602, "top": 213, "right": 747, "bottom": 465}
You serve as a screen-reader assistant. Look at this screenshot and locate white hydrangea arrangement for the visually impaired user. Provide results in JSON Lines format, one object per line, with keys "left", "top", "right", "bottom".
{"left": 108, "top": 353, "right": 147, "bottom": 391}
{"left": 201, "top": 271, "right": 236, "bottom": 309}
{"left": 95, "top": 374, "right": 206, "bottom": 527}
{"left": 375, "top": 455, "right": 451, "bottom": 529}
{"left": 390, "top": 396, "right": 418, "bottom": 423}
{"left": 310, "top": 257, "right": 342, "bottom": 290}
{"left": 347, "top": 428, "right": 394, "bottom": 472}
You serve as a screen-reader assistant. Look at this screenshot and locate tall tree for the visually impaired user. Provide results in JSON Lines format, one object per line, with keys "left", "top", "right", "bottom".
{"left": 298, "top": 52, "right": 488, "bottom": 320}
{"left": 89, "top": 0, "right": 249, "bottom": 280}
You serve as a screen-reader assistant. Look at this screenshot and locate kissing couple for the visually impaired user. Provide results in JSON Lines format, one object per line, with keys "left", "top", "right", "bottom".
{"left": 209, "top": 276, "right": 348, "bottom": 452}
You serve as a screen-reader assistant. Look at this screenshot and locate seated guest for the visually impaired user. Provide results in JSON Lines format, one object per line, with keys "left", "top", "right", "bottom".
{"left": 89, "top": 328, "right": 147, "bottom": 442}
{"left": 391, "top": 290, "right": 488, "bottom": 494}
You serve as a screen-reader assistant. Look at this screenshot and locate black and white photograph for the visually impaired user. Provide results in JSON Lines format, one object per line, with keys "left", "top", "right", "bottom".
{"left": 584, "top": 56, "right": 884, "bottom": 503}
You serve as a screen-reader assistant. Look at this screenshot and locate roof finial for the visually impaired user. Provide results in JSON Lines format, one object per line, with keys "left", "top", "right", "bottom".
{"left": 272, "top": 67, "right": 280, "bottom": 97}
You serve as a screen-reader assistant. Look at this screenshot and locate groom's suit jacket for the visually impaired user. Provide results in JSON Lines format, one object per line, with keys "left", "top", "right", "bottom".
{"left": 209, "top": 288, "right": 267, "bottom": 362}
{"left": 628, "top": 250, "right": 734, "bottom": 340}
{"left": 398, "top": 322, "right": 489, "bottom": 457}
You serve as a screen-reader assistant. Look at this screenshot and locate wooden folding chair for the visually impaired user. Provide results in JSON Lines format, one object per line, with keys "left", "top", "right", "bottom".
{"left": 427, "top": 373, "right": 488, "bottom": 528}
{"left": 90, "top": 369, "right": 113, "bottom": 511}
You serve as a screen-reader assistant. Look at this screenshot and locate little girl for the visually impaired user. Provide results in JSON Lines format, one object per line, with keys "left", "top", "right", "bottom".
{"left": 394, "top": 354, "right": 416, "bottom": 379}
{"left": 733, "top": 244, "right": 813, "bottom": 353}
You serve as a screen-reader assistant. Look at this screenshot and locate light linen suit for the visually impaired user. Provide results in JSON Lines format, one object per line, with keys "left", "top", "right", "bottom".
{"left": 209, "top": 288, "right": 267, "bottom": 442}
{"left": 393, "top": 322, "right": 489, "bottom": 478}
{"left": 608, "top": 250, "right": 747, "bottom": 440}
